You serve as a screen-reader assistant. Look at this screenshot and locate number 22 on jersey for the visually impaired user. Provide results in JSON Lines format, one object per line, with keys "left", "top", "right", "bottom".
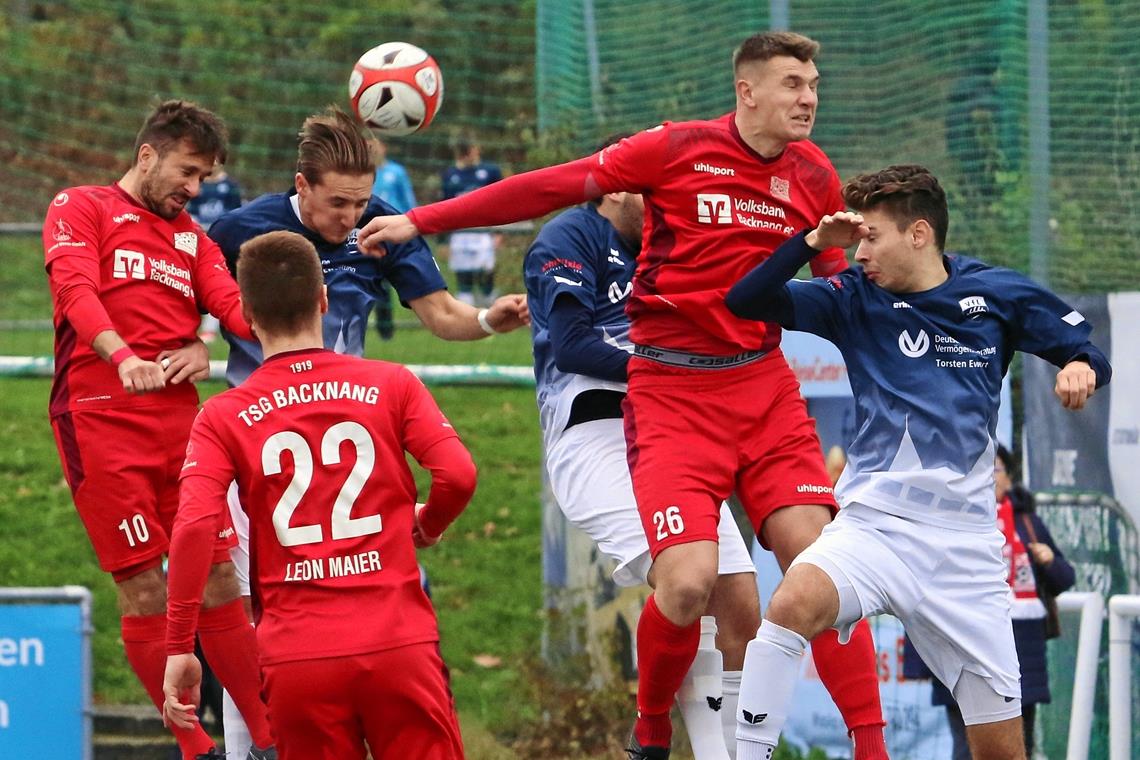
{"left": 262, "top": 420, "right": 381, "bottom": 547}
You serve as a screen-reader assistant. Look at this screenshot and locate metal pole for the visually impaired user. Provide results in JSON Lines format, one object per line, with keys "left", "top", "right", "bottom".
{"left": 583, "top": 0, "right": 604, "bottom": 126}
{"left": 1057, "top": 592, "right": 1104, "bottom": 760}
{"left": 769, "top": 0, "right": 790, "bottom": 31}
{"left": 1027, "top": 0, "right": 1051, "bottom": 284}
{"left": 1108, "top": 595, "right": 1140, "bottom": 760}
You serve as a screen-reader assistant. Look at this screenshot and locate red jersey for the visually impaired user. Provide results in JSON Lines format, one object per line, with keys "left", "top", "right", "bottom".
{"left": 408, "top": 113, "right": 847, "bottom": 355}
{"left": 171, "top": 349, "right": 465, "bottom": 665}
{"left": 43, "top": 184, "right": 251, "bottom": 416}
{"left": 590, "top": 115, "right": 846, "bottom": 354}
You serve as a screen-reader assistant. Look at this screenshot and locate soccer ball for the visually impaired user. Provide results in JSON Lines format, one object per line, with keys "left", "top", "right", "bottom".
{"left": 348, "top": 42, "right": 443, "bottom": 136}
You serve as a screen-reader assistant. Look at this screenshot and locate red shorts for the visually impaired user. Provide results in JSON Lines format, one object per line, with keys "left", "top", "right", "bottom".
{"left": 51, "top": 405, "right": 234, "bottom": 576}
{"left": 262, "top": 642, "right": 464, "bottom": 760}
{"left": 624, "top": 349, "right": 836, "bottom": 558}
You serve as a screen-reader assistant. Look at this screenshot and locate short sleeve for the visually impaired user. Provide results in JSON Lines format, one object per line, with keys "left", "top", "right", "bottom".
{"left": 398, "top": 368, "right": 461, "bottom": 460}
{"left": 524, "top": 214, "right": 601, "bottom": 318}
{"left": 180, "top": 405, "right": 237, "bottom": 487}
{"left": 1005, "top": 272, "right": 1096, "bottom": 367}
{"left": 43, "top": 188, "right": 101, "bottom": 267}
{"left": 588, "top": 126, "right": 669, "bottom": 194}
{"left": 784, "top": 273, "right": 853, "bottom": 342}
{"left": 365, "top": 199, "right": 448, "bottom": 303}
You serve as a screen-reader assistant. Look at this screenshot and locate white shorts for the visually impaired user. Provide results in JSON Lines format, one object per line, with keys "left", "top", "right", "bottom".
{"left": 226, "top": 481, "right": 252, "bottom": 596}
{"left": 791, "top": 503, "right": 1021, "bottom": 725}
{"left": 545, "top": 418, "right": 755, "bottom": 587}
{"left": 448, "top": 231, "right": 495, "bottom": 272}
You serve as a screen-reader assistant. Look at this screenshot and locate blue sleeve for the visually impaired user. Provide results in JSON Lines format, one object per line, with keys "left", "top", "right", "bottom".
{"left": 1006, "top": 273, "right": 1112, "bottom": 388}
{"left": 206, "top": 211, "right": 244, "bottom": 275}
{"left": 523, "top": 216, "right": 600, "bottom": 316}
{"left": 725, "top": 230, "right": 816, "bottom": 325}
{"left": 548, "top": 295, "right": 629, "bottom": 382}
{"left": 365, "top": 198, "right": 446, "bottom": 305}
{"left": 224, "top": 181, "right": 243, "bottom": 211}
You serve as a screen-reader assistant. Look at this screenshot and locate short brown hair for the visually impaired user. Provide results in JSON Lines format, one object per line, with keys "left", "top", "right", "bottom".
{"left": 296, "top": 106, "right": 375, "bottom": 186}
{"left": 842, "top": 164, "right": 949, "bottom": 251}
{"left": 236, "top": 231, "right": 324, "bottom": 335}
{"left": 132, "top": 99, "right": 227, "bottom": 165}
{"left": 733, "top": 31, "right": 820, "bottom": 71}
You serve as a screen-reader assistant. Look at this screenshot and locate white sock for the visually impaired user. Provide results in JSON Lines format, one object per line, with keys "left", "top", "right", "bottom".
{"left": 677, "top": 617, "right": 731, "bottom": 760}
{"left": 721, "top": 670, "right": 742, "bottom": 760}
{"left": 736, "top": 622, "right": 808, "bottom": 760}
{"left": 222, "top": 688, "right": 253, "bottom": 758}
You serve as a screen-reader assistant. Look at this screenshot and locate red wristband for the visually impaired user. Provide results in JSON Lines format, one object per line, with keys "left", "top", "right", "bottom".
{"left": 109, "top": 347, "right": 136, "bottom": 367}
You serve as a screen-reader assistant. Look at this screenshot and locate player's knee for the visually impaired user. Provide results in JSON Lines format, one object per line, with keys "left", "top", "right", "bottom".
{"left": 115, "top": 565, "right": 167, "bottom": 616}
{"left": 707, "top": 573, "right": 761, "bottom": 659}
{"left": 202, "top": 561, "right": 242, "bottom": 609}
{"left": 764, "top": 570, "right": 834, "bottom": 640}
{"left": 654, "top": 547, "right": 719, "bottom": 624}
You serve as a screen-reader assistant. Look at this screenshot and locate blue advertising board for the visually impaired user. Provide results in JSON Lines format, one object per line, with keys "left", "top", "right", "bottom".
{"left": 0, "top": 587, "right": 92, "bottom": 760}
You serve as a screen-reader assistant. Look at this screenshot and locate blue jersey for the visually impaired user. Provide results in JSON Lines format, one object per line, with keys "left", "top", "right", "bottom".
{"left": 372, "top": 160, "right": 417, "bottom": 213}
{"left": 524, "top": 205, "right": 636, "bottom": 446}
{"left": 187, "top": 176, "right": 242, "bottom": 228}
{"left": 786, "top": 255, "right": 1104, "bottom": 531}
{"left": 209, "top": 191, "right": 446, "bottom": 386}
{"left": 441, "top": 162, "right": 502, "bottom": 201}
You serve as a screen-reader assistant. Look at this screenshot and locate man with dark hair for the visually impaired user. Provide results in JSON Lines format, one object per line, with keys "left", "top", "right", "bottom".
{"left": 524, "top": 135, "right": 760, "bottom": 759}
{"left": 211, "top": 107, "right": 527, "bottom": 389}
{"left": 726, "top": 163, "right": 1110, "bottom": 760}
{"left": 359, "top": 31, "right": 888, "bottom": 760}
{"left": 42, "top": 99, "right": 274, "bottom": 760}
{"left": 163, "top": 230, "right": 474, "bottom": 760}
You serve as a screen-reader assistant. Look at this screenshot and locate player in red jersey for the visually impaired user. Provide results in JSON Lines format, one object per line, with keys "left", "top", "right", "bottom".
{"left": 359, "top": 31, "right": 889, "bottom": 760}
{"left": 43, "top": 100, "right": 275, "bottom": 760}
{"left": 163, "top": 230, "right": 473, "bottom": 760}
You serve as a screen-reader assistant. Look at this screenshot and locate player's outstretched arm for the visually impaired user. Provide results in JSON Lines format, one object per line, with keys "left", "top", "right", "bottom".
{"left": 409, "top": 290, "right": 528, "bottom": 340}
{"left": 360, "top": 156, "right": 601, "bottom": 256}
{"left": 1054, "top": 359, "right": 1099, "bottom": 410}
{"left": 162, "top": 653, "right": 202, "bottom": 729}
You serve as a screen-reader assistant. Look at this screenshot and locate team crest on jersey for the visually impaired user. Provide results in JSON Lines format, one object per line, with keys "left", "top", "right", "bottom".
{"left": 53, "top": 192, "right": 69, "bottom": 206}
{"left": 173, "top": 232, "right": 198, "bottom": 257}
{"left": 770, "top": 176, "right": 791, "bottom": 202}
{"left": 958, "top": 295, "right": 988, "bottom": 319}
{"left": 826, "top": 275, "right": 844, "bottom": 291}
{"left": 52, "top": 219, "right": 73, "bottom": 242}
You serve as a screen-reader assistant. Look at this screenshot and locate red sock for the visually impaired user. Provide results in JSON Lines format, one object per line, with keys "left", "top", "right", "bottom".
{"left": 198, "top": 599, "right": 275, "bottom": 749}
{"left": 810, "top": 622, "right": 888, "bottom": 760}
{"left": 121, "top": 613, "right": 216, "bottom": 759}
{"left": 633, "top": 594, "right": 700, "bottom": 749}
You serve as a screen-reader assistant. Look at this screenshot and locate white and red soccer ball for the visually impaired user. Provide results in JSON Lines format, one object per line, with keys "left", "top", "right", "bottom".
{"left": 349, "top": 42, "right": 443, "bottom": 136}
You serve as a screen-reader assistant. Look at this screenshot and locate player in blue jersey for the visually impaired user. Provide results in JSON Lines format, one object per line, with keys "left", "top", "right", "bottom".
{"left": 724, "top": 164, "right": 1110, "bottom": 760}
{"left": 442, "top": 133, "right": 503, "bottom": 306}
{"left": 524, "top": 138, "right": 759, "bottom": 758}
{"left": 187, "top": 165, "right": 243, "bottom": 228}
{"left": 207, "top": 107, "right": 526, "bottom": 756}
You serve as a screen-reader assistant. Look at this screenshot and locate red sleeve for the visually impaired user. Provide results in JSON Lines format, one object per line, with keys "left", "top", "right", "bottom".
{"left": 397, "top": 368, "right": 476, "bottom": 537}
{"left": 193, "top": 234, "right": 254, "bottom": 341}
{"left": 809, "top": 173, "right": 849, "bottom": 277}
{"left": 167, "top": 410, "right": 234, "bottom": 654}
{"left": 415, "top": 436, "right": 477, "bottom": 538}
{"left": 407, "top": 129, "right": 667, "bottom": 235}
{"left": 44, "top": 190, "right": 116, "bottom": 346}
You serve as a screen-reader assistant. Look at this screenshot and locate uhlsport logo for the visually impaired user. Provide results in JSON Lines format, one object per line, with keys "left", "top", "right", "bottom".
{"left": 112, "top": 249, "right": 146, "bottom": 280}
{"left": 697, "top": 193, "right": 732, "bottom": 224}
{"left": 693, "top": 162, "right": 735, "bottom": 177}
{"left": 958, "top": 295, "right": 988, "bottom": 319}
{"left": 898, "top": 329, "right": 930, "bottom": 358}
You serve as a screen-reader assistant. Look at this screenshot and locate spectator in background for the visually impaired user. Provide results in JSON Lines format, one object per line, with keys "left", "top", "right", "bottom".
{"left": 441, "top": 132, "right": 502, "bottom": 306}
{"left": 368, "top": 134, "right": 417, "bottom": 342}
{"left": 187, "top": 164, "right": 244, "bottom": 344}
{"left": 904, "top": 444, "right": 1077, "bottom": 760}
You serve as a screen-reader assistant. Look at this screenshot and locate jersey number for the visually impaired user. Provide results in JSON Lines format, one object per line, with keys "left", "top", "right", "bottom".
{"left": 652, "top": 506, "right": 685, "bottom": 541}
{"left": 262, "top": 421, "right": 380, "bottom": 547}
{"left": 117, "top": 514, "right": 150, "bottom": 547}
